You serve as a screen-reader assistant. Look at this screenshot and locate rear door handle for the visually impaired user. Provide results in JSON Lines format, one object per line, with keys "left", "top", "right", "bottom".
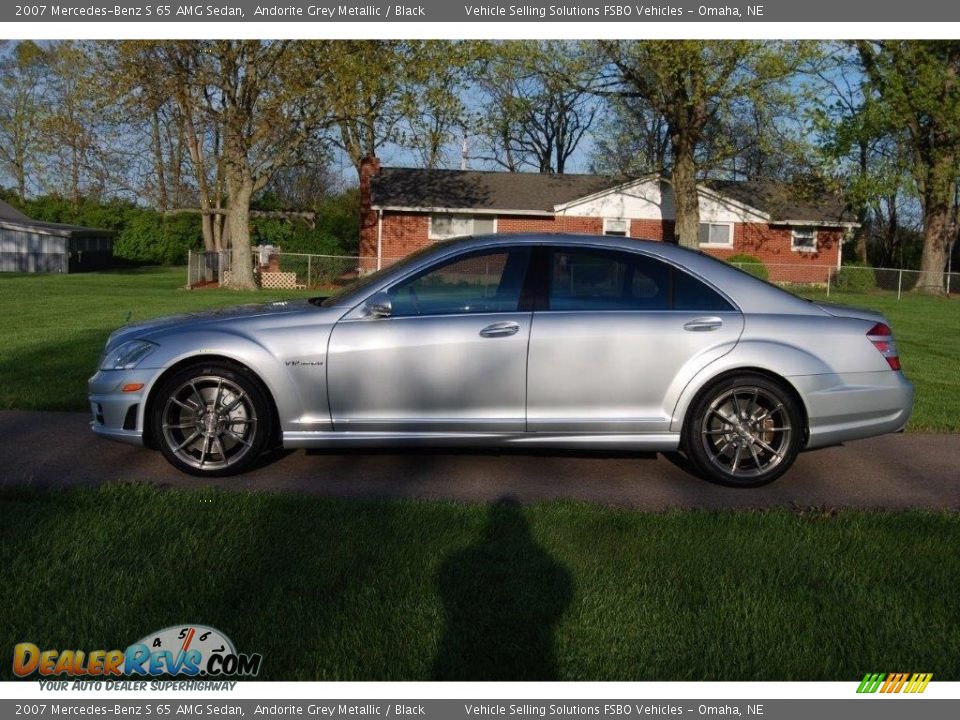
{"left": 683, "top": 317, "right": 723, "bottom": 332}
{"left": 479, "top": 321, "right": 520, "bottom": 338}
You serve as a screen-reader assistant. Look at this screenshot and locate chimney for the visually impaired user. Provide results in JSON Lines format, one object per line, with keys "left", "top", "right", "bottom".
{"left": 358, "top": 154, "right": 382, "bottom": 272}
{"left": 359, "top": 153, "right": 381, "bottom": 211}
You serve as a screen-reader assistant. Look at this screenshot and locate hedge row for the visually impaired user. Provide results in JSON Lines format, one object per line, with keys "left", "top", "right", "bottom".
{"left": 0, "top": 190, "right": 359, "bottom": 265}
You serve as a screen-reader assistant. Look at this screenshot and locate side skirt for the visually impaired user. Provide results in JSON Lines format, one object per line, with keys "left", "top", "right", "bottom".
{"left": 282, "top": 431, "right": 680, "bottom": 451}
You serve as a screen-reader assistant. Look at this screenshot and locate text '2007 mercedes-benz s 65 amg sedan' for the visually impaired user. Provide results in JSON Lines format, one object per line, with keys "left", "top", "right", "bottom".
{"left": 89, "top": 233, "right": 913, "bottom": 486}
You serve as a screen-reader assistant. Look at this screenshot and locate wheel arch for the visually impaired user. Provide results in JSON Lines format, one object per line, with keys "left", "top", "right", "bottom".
{"left": 675, "top": 366, "right": 810, "bottom": 448}
{"left": 142, "top": 354, "right": 282, "bottom": 450}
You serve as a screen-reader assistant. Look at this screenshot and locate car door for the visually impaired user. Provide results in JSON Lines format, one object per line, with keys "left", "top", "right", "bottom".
{"left": 526, "top": 246, "right": 744, "bottom": 433}
{"left": 326, "top": 246, "right": 533, "bottom": 433}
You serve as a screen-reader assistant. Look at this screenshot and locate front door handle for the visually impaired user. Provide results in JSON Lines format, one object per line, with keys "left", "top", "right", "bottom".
{"left": 683, "top": 317, "right": 723, "bottom": 332}
{"left": 479, "top": 321, "right": 520, "bottom": 338}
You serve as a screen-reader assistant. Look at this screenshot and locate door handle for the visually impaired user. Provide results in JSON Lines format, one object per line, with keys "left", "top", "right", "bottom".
{"left": 683, "top": 317, "right": 723, "bottom": 332}
{"left": 479, "top": 321, "right": 520, "bottom": 338}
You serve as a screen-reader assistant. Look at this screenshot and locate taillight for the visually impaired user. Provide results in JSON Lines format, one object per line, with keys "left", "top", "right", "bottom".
{"left": 867, "top": 322, "right": 901, "bottom": 371}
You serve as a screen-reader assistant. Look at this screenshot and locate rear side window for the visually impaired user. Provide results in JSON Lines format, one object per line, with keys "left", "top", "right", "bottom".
{"left": 673, "top": 269, "right": 734, "bottom": 311}
{"left": 548, "top": 249, "right": 669, "bottom": 311}
{"left": 545, "top": 247, "right": 734, "bottom": 312}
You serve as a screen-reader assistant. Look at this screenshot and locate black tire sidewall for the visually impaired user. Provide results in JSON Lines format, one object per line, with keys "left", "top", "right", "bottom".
{"left": 683, "top": 373, "right": 802, "bottom": 488}
{"left": 150, "top": 362, "right": 273, "bottom": 477}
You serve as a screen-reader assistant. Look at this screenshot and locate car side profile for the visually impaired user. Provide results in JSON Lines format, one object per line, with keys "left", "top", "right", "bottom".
{"left": 89, "top": 233, "right": 913, "bottom": 486}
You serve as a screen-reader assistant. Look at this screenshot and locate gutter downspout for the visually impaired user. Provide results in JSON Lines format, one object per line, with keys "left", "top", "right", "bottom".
{"left": 376, "top": 208, "right": 383, "bottom": 271}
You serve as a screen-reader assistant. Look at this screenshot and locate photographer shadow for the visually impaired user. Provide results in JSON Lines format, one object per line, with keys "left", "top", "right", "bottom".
{"left": 432, "top": 498, "right": 573, "bottom": 680}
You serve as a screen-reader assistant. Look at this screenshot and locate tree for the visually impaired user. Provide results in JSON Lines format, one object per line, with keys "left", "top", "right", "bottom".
{"left": 41, "top": 42, "right": 112, "bottom": 202}
{"left": 323, "top": 41, "right": 467, "bottom": 176}
{"left": 595, "top": 40, "right": 811, "bottom": 248}
{"left": 810, "top": 44, "right": 914, "bottom": 265}
{"left": 0, "top": 41, "right": 47, "bottom": 200}
{"left": 108, "top": 41, "right": 333, "bottom": 288}
{"left": 209, "top": 41, "right": 333, "bottom": 289}
{"left": 474, "top": 41, "right": 597, "bottom": 174}
{"left": 856, "top": 40, "right": 960, "bottom": 293}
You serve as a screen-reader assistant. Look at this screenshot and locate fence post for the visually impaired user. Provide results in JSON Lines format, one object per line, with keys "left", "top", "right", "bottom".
{"left": 897, "top": 269, "right": 903, "bottom": 300}
{"left": 187, "top": 249, "right": 191, "bottom": 287}
{"left": 307, "top": 254, "right": 312, "bottom": 289}
{"left": 826, "top": 269, "right": 831, "bottom": 297}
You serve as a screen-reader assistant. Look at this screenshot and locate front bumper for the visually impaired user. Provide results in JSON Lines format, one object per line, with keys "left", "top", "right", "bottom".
{"left": 795, "top": 370, "right": 914, "bottom": 449}
{"left": 88, "top": 368, "right": 156, "bottom": 447}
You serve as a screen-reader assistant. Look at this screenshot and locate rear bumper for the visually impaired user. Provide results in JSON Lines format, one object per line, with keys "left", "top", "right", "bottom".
{"left": 793, "top": 370, "right": 914, "bottom": 449}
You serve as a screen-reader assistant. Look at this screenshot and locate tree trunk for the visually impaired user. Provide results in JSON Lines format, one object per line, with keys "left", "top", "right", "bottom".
{"left": 671, "top": 134, "right": 700, "bottom": 248}
{"left": 917, "top": 199, "right": 949, "bottom": 294}
{"left": 916, "top": 155, "right": 954, "bottom": 294}
{"left": 223, "top": 175, "right": 256, "bottom": 290}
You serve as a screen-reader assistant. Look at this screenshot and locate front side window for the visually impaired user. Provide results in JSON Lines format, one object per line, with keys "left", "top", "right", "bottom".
{"left": 791, "top": 227, "right": 817, "bottom": 251}
{"left": 428, "top": 214, "right": 496, "bottom": 240}
{"left": 387, "top": 248, "right": 530, "bottom": 317}
{"left": 698, "top": 222, "right": 733, "bottom": 247}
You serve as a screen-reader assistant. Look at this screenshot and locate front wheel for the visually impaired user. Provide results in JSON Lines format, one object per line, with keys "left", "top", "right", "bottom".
{"left": 150, "top": 362, "right": 273, "bottom": 477}
{"left": 682, "top": 374, "right": 802, "bottom": 487}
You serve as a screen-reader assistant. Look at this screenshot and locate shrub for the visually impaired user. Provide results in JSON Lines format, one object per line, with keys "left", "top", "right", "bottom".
{"left": 833, "top": 261, "right": 878, "bottom": 293}
{"left": 114, "top": 211, "right": 203, "bottom": 265}
{"left": 726, "top": 253, "right": 769, "bottom": 281}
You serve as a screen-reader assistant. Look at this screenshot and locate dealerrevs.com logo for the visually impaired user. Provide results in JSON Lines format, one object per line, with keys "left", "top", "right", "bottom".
{"left": 13, "top": 625, "right": 262, "bottom": 678}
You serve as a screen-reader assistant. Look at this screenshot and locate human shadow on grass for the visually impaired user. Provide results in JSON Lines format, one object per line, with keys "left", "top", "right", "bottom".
{"left": 432, "top": 497, "right": 573, "bottom": 680}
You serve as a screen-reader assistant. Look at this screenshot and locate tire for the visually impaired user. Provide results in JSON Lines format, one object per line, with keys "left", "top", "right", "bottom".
{"left": 150, "top": 361, "right": 274, "bottom": 477}
{"left": 682, "top": 373, "right": 803, "bottom": 487}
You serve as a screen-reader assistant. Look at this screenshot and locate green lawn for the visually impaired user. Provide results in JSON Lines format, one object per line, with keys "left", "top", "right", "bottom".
{"left": 0, "top": 267, "right": 957, "bottom": 430}
{"left": 1, "top": 484, "right": 957, "bottom": 681}
{"left": 0, "top": 267, "right": 316, "bottom": 413}
{"left": 797, "top": 289, "right": 960, "bottom": 432}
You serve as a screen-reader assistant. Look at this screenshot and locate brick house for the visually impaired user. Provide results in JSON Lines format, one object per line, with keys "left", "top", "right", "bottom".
{"left": 358, "top": 156, "right": 857, "bottom": 281}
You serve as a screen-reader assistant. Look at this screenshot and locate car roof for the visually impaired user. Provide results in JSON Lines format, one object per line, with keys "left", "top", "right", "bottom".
{"left": 335, "top": 233, "right": 819, "bottom": 316}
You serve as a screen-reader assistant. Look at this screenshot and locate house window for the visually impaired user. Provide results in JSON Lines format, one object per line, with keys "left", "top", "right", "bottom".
{"left": 428, "top": 214, "right": 496, "bottom": 240}
{"left": 698, "top": 222, "right": 733, "bottom": 247}
{"left": 603, "top": 218, "right": 629, "bottom": 236}
{"left": 791, "top": 227, "right": 817, "bottom": 252}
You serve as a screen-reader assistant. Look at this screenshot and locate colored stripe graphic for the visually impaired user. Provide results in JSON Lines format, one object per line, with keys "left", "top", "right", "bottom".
{"left": 857, "top": 672, "right": 931, "bottom": 693}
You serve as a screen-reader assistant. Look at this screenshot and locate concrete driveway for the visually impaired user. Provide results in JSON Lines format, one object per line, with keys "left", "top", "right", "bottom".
{"left": 1, "top": 410, "right": 957, "bottom": 510}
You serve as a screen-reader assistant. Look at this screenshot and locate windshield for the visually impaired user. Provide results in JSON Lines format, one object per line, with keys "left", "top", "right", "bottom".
{"left": 320, "top": 238, "right": 462, "bottom": 308}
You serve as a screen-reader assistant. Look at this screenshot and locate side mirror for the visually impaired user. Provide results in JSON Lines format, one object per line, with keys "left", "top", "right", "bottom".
{"left": 365, "top": 291, "right": 392, "bottom": 318}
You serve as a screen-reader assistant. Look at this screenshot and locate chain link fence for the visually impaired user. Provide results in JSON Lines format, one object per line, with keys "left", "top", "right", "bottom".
{"left": 730, "top": 262, "right": 960, "bottom": 299}
{"left": 187, "top": 249, "right": 394, "bottom": 291}
{"left": 188, "top": 249, "right": 958, "bottom": 299}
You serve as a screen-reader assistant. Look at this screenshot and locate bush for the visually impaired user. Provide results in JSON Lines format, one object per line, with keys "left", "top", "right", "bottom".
{"left": 726, "top": 253, "right": 769, "bottom": 281}
{"left": 114, "top": 211, "right": 203, "bottom": 265}
{"left": 833, "top": 261, "right": 878, "bottom": 293}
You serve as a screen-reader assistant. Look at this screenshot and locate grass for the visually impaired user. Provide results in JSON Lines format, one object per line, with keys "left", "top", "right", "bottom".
{"left": 0, "top": 267, "right": 957, "bottom": 430}
{"left": 797, "top": 289, "right": 960, "bottom": 432}
{"left": 1, "top": 484, "right": 958, "bottom": 681}
{"left": 0, "top": 267, "right": 316, "bottom": 413}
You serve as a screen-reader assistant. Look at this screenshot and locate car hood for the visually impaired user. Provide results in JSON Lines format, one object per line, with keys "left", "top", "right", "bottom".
{"left": 105, "top": 299, "right": 315, "bottom": 349}
{"left": 812, "top": 300, "right": 887, "bottom": 324}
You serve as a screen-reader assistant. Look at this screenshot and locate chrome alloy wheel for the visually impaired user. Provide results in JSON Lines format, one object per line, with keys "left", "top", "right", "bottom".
{"left": 699, "top": 386, "right": 793, "bottom": 479}
{"left": 161, "top": 375, "right": 258, "bottom": 471}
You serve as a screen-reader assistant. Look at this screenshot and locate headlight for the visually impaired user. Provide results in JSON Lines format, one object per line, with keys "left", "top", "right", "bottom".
{"left": 100, "top": 340, "right": 157, "bottom": 370}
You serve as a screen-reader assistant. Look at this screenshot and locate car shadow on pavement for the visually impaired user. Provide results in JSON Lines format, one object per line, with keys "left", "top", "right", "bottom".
{"left": 431, "top": 497, "right": 573, "bottom": 680}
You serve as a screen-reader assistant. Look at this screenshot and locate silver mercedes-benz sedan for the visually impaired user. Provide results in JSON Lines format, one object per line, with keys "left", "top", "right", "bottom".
{"left": 89, "top": 233, "right": 913, "bottom": 486}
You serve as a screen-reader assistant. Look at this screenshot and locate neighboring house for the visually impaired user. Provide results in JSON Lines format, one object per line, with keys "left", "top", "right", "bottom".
{"left": 0, "top": 198, "right": 114, "bottom": 273}
{"left": 358, "top": 156, "right": 857, "bottom": 281}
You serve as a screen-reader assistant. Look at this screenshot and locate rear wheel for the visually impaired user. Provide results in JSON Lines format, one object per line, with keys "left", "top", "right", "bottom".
{"left": 683, "top": 374, "right": 802, "bottom": 487}
{"left": 150, "top": 362, "right": 273, "bottom": 477}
